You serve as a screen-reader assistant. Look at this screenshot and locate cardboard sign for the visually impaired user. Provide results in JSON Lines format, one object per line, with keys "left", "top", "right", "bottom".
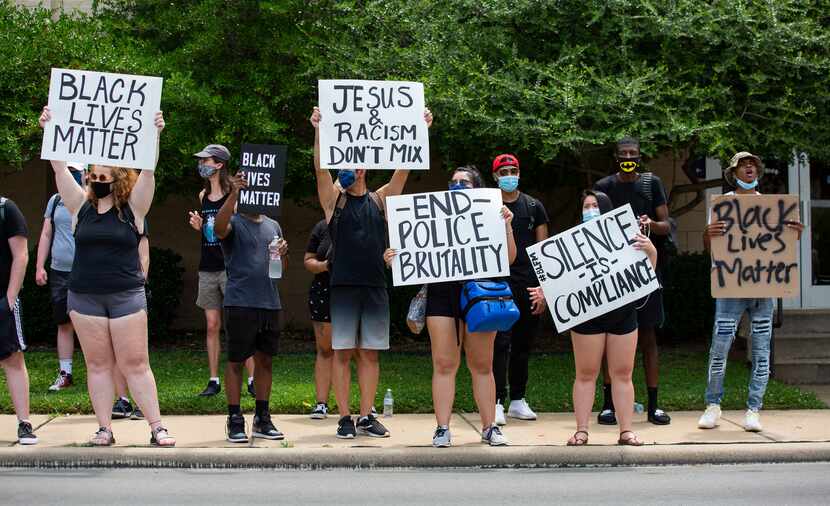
{"left": 709, "top": 194, "right": 800, "bottom": 298}
{"left": 41, "top": 68, "right": 163, "bottom": 170}
{"left": 527, "top": 205, "right": 660, "bottom": 333}
{"left": 238, "top": 144, "right": 287, "bottom": 217}
{"left": 318, "top": 79, "right": 428, "bottom": 170}
{"left": 387, "top": 188, "right": 509, "bottom": 286}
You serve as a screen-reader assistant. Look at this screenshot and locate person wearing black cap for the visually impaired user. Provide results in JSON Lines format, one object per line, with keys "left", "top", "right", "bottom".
{"left": 593, "top": 137, "right": 673, "bottom": 426}
{"left": 309, "top": 105, "right": 433, "bottom": 440}
{"left": 189, "top": 145, "right": 255, "bottom": 398}
{"left": 529, "top": 190, "right": 656, "bottom": 446}
{"left": 490, "top": 154, "right": 549, "bottom": 426}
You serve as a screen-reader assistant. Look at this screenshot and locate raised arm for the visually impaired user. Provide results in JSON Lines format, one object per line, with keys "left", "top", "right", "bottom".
{"left": 214, "top": 172, "right": 246, "bottom": 240}
{"left": 129, "top": 111, "right": 165, "bottom": 222}
{"left": 39, "top": 107, "right": 86, "bottom": 215}
{"left": 311, "top": 107, "right": 339, "bottom": 221}
{"left": 376, "top": 108, "right": 433, "bottom": 201}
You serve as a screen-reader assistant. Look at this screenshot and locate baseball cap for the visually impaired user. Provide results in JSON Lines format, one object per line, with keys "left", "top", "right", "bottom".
{"left": 492, "top": 154, "right": 520, "bottom": 173}
{"left": 193, "top": 144, "right": 231, "bottom": 161}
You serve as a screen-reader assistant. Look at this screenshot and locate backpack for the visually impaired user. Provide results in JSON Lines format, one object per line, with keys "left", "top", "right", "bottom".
{"left": 0, "top": 197, "right": 6, "bottom": 228}
{"left": 517, "top": 192, "right": 538, "bottom": 232}
{"left": 638, "top": 172, "right": 677, "bottom": 259}
{"left": 326, "top": 191, "right": 386, "bottom": 266}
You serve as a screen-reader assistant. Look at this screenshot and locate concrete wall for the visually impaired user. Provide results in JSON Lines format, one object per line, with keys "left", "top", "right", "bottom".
{"left": 16, "top": 0, "right": 92, "bottom": 12}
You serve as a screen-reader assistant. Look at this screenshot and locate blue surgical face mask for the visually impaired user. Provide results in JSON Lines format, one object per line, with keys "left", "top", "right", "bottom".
{"left": 198, "top": 163, "right": 218, "bottom": 179}
{"left": 71, "top": 170, "right": 84, "bottom": 187}
{"left": 582, "top": 208, "right": 601, "bottom": 222}
{"left": 736, "top": 177, "right": 759, "bottom": 190}
{"left": 498, "top": 175, "right": 519, "bottom": 192}
{"left": 338, "top": 169, "right": 356, "bottom": 189}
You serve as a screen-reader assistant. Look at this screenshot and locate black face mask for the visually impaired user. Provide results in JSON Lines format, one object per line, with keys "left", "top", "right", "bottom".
{"left": 91, "top": 181, "right": 113, "bottom": 199}
{"left": 618, "top": 157, "right": 641, "bottom": 173}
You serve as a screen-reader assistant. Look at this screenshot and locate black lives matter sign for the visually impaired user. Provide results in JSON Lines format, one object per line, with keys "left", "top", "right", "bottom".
{"left": 318, "top": 79, "right": 429, "bottom": 170}
{"left": 237, "top": 144, "right": 286, "bottom": 217}
{"left": 41, "top": 68, "right": 163, "bottom": 170}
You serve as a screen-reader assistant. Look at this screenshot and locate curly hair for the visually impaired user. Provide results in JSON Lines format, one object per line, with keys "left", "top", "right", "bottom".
{"left": 87, "top": 165, "right": 138, "bottom": 222}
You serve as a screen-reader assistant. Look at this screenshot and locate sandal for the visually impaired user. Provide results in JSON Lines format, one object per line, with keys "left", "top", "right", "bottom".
{"left": 150, "top": 426, "right": 176, "bottom": 447}
{"left": 90, "top": 427, "right": 115, "bottom": 446}
{"left": 567, "top": 430, "right": 589, "bottom": 446}
{"left": 618, "top": 430, "right": 643, "bottom": 446}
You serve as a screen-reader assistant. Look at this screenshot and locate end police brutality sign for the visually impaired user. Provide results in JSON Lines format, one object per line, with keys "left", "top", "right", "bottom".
{"left": 41, "top": 68, "right": 163, "bottom": 170}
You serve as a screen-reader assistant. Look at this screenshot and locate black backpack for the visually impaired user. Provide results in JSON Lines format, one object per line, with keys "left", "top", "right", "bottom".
{"left": 638, "top": 172, "right": 677, "bottom": 259}
{"left": 326, "top": 191, "right": 386, "bottom": 266}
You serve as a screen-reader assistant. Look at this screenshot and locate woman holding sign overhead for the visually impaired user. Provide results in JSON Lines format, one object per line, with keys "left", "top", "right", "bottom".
{"left": 385, "top": 166, "right": 517, "bottom": 447}
{"left": 39, "top": 106, "right": 175, "bottom": 447}
{"left": 529, "top": 190, "right": 656, "bottom": 446}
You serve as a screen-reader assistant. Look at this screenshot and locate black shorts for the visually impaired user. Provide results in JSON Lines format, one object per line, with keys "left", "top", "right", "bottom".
{"left": 636, "top": 288, "right": 664, "bottom": 328}
{"left": 50, "top": 269, "right": 71, "bottom": 325}
{"left": 571, "top": 304, "right": 638, "bottom": 336}
{"left": 425, "top": 282, "right": 463, "bottom": 319}
{"left": 0, "top": 298, "right": 26, "bottom": 361}
{"left": 224, "top": 307, "right": 281, "bottom": 362}
{"left": 308, "top": 279, "right": 331, "bottom": 323}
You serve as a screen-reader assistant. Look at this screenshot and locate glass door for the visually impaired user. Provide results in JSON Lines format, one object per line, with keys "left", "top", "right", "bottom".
{"left": 799, "top": 153, "right": 830, "bottom": 308}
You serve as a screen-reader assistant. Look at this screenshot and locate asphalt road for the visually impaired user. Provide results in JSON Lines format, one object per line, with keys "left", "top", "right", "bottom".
{"left": 1, "top": 463, "right": 828, "bottom": 505}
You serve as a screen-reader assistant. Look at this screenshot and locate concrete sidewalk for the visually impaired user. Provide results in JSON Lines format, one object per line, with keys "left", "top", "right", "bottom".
{"left": 2, "top": 410, "right": 830, "bottom": 468}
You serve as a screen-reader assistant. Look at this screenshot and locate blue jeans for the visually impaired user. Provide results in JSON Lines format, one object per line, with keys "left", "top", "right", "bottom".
{"left": 705, "top": 298, "right": 774, "bottom": 411}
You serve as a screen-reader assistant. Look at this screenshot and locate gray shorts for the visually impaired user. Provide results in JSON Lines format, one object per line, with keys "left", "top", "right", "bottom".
{"left": 67, "top": 287, "right": 147, "bottom": 319}
{"left": 196, "top": 270, "right": 227, "bottom": 310}
{"left": 330, "top": 286, "right": 390, "bottom": 350}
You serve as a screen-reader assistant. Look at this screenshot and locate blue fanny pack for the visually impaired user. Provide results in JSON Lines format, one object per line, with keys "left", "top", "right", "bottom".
{"left": 460, "top": 281, "right": 521, "bottom": 333}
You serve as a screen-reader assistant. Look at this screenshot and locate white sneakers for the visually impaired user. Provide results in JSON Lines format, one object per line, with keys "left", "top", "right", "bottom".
{"left": 698, "top": 405, "right": 762, "bottom": 432}
{"left": 743, "top": 409, "right": 762, "bottom": 432}
{"left": 495, "top": 399, "right": 537, "bottom": 425}
{"left": 697, "top": 404, "right": 722, "bottom": 429}
{"left": 507, "top": 399, "right": 537, "bottom": 420}
{"left": 495, "top": 402, "right": 506, "bottom": 426}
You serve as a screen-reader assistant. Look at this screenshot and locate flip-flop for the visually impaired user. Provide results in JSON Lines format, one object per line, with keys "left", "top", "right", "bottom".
{"left": 90, "top": 427, "right": 115, "bottom": 446}
{"left": 618, "top": 430, "right": 643, "bottom": 446}
{"left": 567, "top": 430, "right": 589, "bottom": 446}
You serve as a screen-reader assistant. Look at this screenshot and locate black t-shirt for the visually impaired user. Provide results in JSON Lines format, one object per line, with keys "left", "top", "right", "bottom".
{"left": 329, "top": 193, "right": 386, "bottom": 288}
{"left": 593, "top": 173, "right": 667, "bottom": 220}
{"left": 0, "top": 198, "right": 28, "bottom": 296}
{"left": 504, "top": 193, "right": 549, "bottom": 287}
{"left": 199, "top": 193, "right": 228, "bottom": 272}
{"left": 306, "top": 219, "right": 331, "bottom": 286}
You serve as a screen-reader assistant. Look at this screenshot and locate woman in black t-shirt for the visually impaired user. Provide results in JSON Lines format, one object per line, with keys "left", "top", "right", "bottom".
{"left": 304, "top": 219, "right": 334, "bottom": 419}
{"left": 39, "top": 106, "right": 174, "bottom": 447}
{"left": 529, "top": 190, "right": 656, "bottom": 447}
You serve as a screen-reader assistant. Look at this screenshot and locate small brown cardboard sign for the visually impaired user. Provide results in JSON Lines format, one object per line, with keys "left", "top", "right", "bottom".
{"left": 709, "top": 194, "right": 800, "bottom": 298}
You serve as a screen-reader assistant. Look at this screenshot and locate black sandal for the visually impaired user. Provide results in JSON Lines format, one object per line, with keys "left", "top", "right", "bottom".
{"left": 567, "top": 430, "right": 589, "bottom": 446}
{"left": 618, "top": 430, "right": 643, "bottom": 446}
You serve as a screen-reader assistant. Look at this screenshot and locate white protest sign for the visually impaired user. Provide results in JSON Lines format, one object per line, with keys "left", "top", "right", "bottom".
{"left": 527, "top": 204, "right": 660, "bottom": 332}
{"left": 387, "top": 188, "right": 509, "bottom": 286}
{"left": 318, "top": 79, "right": 429, "bottom": 170}
{"left": 41, "top": 68, "right": 163, "bottom": 170}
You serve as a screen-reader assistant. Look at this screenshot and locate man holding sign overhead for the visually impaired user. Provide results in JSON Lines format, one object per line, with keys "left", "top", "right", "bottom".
{"left": 310, "top": 90, "right": 432, "bottom": 440}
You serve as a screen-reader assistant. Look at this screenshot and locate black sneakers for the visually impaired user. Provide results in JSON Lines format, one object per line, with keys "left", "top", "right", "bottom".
{"left": 199, "top": 380, "right": 221, "bottom": 397}
{"left": 131, "top": 406, "right": 145, "bottom": 421}
{"left": 336, "top": 416, "right": 357, "bottom": 439}
{"left": 17, "top": 421, "right": 38, "bottom": 445}
{"left": 112, "top": 398, "right": 133, "bottom": 419}
{"left": 247, "top": 380, "right": 256, "bottom": 398}
{"left": 597, "top": 409, "right": 617, "bottom": 425}
{"left": 252, "top": 414, "right": 284, "bottom": 440}
{"left": 648, "top": 408, "right": 672, "bottom": 425}
{"left": 356, "top": 414, "right": 390, "bottom": 438}
{"left": 226, "top": 413, "right": 248, "bottom": 443}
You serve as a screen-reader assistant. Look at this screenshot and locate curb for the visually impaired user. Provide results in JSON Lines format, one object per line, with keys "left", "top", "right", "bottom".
{"left": 2, "top": 442, "right": 830, "bottom": 469}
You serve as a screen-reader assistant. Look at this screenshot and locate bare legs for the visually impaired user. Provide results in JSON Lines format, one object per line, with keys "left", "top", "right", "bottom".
{"left": 313, "top": 322, "right": 333, "bottom": 403}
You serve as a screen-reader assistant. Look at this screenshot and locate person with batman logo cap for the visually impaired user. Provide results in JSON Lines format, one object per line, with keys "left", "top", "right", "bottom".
{"left": 593, "top": 137, "right": 673, "bottom": 426}
{"left": 309, "top": 105, "right": 433, "bottom": 440}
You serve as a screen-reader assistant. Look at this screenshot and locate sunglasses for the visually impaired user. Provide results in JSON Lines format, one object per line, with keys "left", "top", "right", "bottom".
{"left": 88, "top": 173, "right": 113, "bottom": 183}
{"left": 449, "top": 179, "right": 473, "bottom": 188}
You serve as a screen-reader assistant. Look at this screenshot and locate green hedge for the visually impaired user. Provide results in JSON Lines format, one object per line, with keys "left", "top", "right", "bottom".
{"left": 19, "top": 246, "right": 183, "bottom": 344}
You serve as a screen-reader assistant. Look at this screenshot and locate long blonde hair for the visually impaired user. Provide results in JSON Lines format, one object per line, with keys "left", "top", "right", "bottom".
{"left": 87, "top": 165, "right": 138, "bottom": 222}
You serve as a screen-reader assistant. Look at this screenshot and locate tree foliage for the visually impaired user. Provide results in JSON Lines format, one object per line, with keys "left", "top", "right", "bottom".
{"left": 2, "top": 0, "right": 829, "bottom": 201}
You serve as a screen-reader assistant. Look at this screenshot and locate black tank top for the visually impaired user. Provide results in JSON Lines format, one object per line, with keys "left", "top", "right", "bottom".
{"left": 330, "top": 193, "right": 386, "bottom": 288}
{"left": 199, "top": 193, "right": 228, "bottom": 272}
{"left": 69, "top": 202, "right": 144, "bottom": 294}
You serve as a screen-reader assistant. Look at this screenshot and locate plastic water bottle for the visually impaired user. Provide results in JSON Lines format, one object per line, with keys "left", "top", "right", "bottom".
{"left": 268, "top": 235, "right": 282, "bottom": 279}
{"left": 383, "top": 389, "right": 394, "bottom": 417}
{"left": 633, "top": 402, "right": 645, "bottom": 414}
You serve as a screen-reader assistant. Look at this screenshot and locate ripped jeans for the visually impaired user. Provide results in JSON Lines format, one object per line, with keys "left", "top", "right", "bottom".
{"left": 705, "top": 298, "right": 774, "bottom": 411}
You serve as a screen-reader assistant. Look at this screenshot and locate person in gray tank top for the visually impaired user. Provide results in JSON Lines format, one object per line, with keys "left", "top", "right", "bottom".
{"left": 214, "top": 171, "right": 288, "bottom": 443}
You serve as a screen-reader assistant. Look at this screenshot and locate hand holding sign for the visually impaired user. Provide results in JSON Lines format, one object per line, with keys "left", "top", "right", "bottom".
{"left": 237, "top": 144, "right": 286, "bottom": 217}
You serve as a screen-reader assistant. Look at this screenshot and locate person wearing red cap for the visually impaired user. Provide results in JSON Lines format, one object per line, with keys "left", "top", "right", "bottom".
{"left": 491, "top": 154, "right": 550, "bottom": 426}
